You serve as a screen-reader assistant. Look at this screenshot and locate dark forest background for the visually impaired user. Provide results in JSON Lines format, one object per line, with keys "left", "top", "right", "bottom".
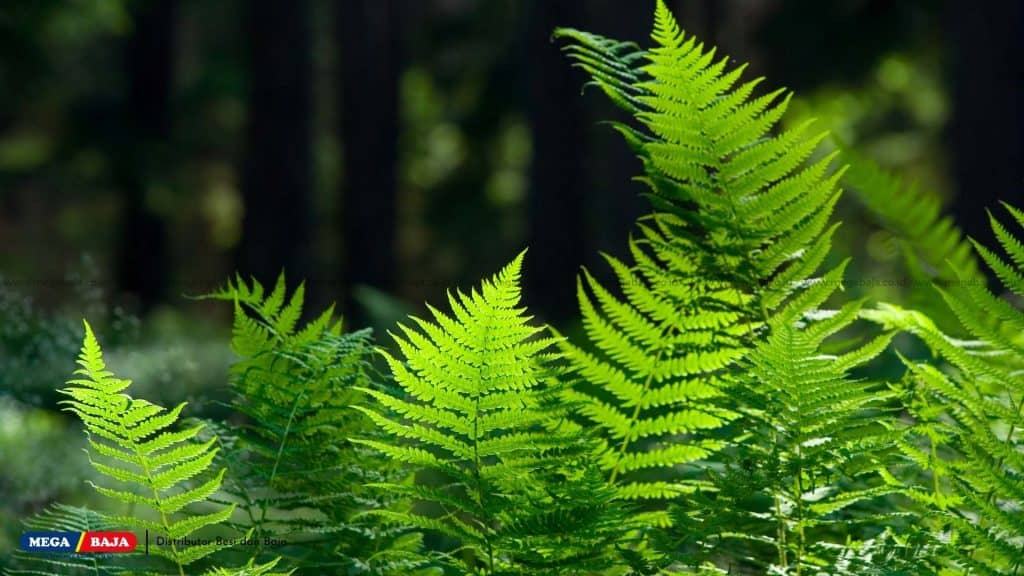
{"left": 0, "top": 0, "right": 1022, "bottom": 553}
{"left": 1, "top": 0, "right": 1020, "bottom": 326}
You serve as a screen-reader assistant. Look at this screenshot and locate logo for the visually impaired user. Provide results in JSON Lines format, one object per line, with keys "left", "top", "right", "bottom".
{"left": 20, "top": 531, "right": 137, "bottom": 553}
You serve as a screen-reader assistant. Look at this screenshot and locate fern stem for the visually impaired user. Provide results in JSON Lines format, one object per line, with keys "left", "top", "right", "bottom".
{"left": 608, "top": 344, "right": 668, "bottom": 485}
{"left": 134, "top": 436, "right": 185, "bottom": 576}
{"left": 772, "top": 429, "right": 788, "bottom": 571}
{"left": 254, "top": 368, "right": 307, "bottom": 558}
{"left": 793, "top": 448, "right": 805, "bottom": 574}
{"left": 472, "top": 348, "right": 495, "bottom": 574}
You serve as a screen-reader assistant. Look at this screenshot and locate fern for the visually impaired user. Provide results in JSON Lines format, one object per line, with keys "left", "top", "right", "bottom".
{"left": 840, "top": 149, "right": 979, "bottom": 286}
{"left": 58, "top": 321, "right": 234, "bottom": 575}
{"left": 554, "top": 0, "right": 848, "bottom": 524}
{"left": 199, "top": 274, "right": 424, "bottom": 574}
{"left": 10, "top": 4, "right": 1020, "bottom": 574}
{"left": 865, "top": 204, "right": 1024, "bottom": 573}
{"left": 355, "top": 252, "right": 629, "bottom": 574}
{"left": 667, "top": 297, "right": 904, "bottom": 574}
{"left": 840, "top": 149, "right": 981, "bottom": 331}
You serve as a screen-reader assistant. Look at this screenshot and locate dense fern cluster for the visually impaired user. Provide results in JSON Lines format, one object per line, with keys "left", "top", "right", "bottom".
{"left": 865, "top": 204, "right": 1024, "bottom": 574}
{"left": 198, "top": 275, "right": 422, "bottom": 574}
{"left": 7, "top": 1, "right": 1024, "bottom": 575}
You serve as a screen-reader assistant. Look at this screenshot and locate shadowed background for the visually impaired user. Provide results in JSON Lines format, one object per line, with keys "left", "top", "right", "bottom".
{"left": 2, "top": 0, "right": 1019, "bottom": 326}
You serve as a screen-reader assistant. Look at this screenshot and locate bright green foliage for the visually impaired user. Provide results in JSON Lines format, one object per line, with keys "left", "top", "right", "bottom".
{"left": 355, "top": 253, "right": 629, "bottom": 574}
{"left": 554, "top": 0, "right": 847, "bottom": 523}
{"left": 667, "top": 297, "right": 905, "bottom": 574}
{"left": 58, "top": 321, "right": 233, "bottom": 575}
{"left": 200, "top": 274, "right": 424, "bottom": 574}
{"left": 865, "top": 204, "right": 1024, "bottom": 573}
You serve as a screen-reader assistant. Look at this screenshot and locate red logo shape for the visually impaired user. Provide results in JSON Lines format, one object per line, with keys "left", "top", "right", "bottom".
{"left": 77, "top": 531, "right": 137, "bottom": 553}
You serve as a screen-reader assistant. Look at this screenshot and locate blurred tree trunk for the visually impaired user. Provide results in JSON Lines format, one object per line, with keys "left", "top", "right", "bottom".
{"left": 337, "top": 0, "right": 402, "bottom": 322}
{"left": 525, "top": 0, "right": 587, "bottom": 324}
{"left": 117, "top": 0, "right": 176, "bottom": 313}
{"left": 239, "top": 0, "right": 314, "bottom": 286}
{"left": 947, "top": 0, "right": 1024, "bottom": 250}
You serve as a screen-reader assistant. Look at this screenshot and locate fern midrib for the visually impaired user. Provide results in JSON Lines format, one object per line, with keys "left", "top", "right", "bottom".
{"left": 773, "top": 427, "right": 788, "bottom": 571}
{"left": 607, "top": 338, "right": 670, "bottom": 486}
{"left": 254, "top": 358, "right": 308, "bottom": 559}
{"left": 130, "top": 425, "right": 186, "bottom": 576}
{"left": 472, "top": 324, "right": 496, "bottom": 574}
{"left": 792, "top": 387, "right": 806, "bottom": 575}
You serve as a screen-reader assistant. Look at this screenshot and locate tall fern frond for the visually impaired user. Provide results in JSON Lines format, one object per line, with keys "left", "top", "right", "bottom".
{"left": 199, "top": 274, "right": 423, "bottom": 574}
{"left": 554, "top": 0, "right": 848, "bottom": 524}
{"left": 58, "top": 321, "right": 234, "bottom": 575}
{"left": 864, "top": 203, "right": 1024, "bottom": 573}
{"left": 355, "top": 252, "right": 629, "bottom": 574}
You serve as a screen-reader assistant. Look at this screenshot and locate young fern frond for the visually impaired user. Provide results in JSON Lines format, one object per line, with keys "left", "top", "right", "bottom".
{"left": 355, "top": 252, "right": 628, "bottom": 574}
{"left": 865, "top": 204, "right": 1024, "bottom": 574}
{"left": 554, "top": 0, "right": 847, "bottom": 523}
{"left": 58, "top": 321, "right": 234, "bottom": 575}
{"left": 199, "top": 274, "right": 422, "bottom": 574}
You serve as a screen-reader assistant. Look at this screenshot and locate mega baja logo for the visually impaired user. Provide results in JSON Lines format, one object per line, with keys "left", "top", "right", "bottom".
{"left": 20, "top": 531, "right": 137, "bottom": 553}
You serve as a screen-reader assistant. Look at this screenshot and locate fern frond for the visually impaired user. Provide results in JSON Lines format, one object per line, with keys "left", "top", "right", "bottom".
{"left": 357, "top": 252, "right": 630, "bottom": 574}
{"left": 666, "top": 294, "right": 905, "bottom": 573}
{"left": 555, "top": 0, "right": 848, "bottom": 525}
{"left": 199, "top": 274, "right": 424, "bottom": 574}
{"left": 58, "top": 321, "right": 234, "bottom": 574}
{"left": 841, "top": 149, "right": 979, "bottom": 286}
{"left": 841, "top": 150, "right": 982, "bottom": 335}
{"left": 865, "top": 204, "right": 1024, "bottom": 573}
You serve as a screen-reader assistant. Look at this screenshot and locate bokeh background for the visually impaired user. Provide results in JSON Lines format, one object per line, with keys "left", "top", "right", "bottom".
{"left": 1, "top": 0, "right": 1022, "bottom": 556}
